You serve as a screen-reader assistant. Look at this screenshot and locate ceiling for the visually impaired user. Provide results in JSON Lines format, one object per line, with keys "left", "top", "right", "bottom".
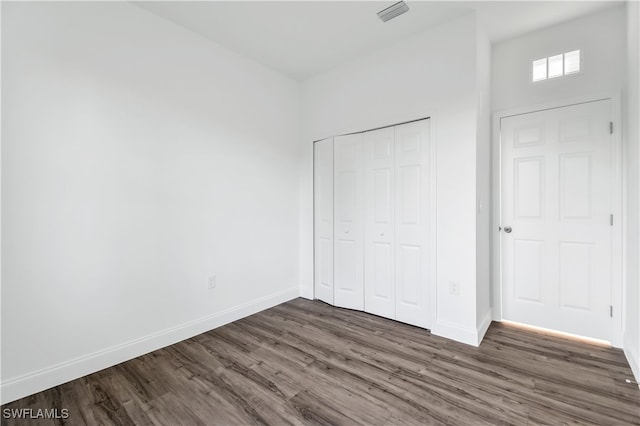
{"left": 134, "top": 1, "right": 622, "bottom": 81}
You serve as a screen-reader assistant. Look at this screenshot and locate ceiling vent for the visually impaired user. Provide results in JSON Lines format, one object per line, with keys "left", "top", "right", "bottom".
{"left": 377, "top": 1, "right": 410, "bottom": 22}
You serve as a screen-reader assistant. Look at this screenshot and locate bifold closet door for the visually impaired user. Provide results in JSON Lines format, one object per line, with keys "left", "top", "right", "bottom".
{"left": 394, "top": 120, "right": 431, "bottom": 328}
{"left": 314, "top": 120, "right": 430, "bottom": 328}
{"left": 364, "top": 127, "right": 396, "bottom": 318}
{"left": 314, "top": 138, "right": 334, "bottom": 305}
{"left": 334, "top": 133, "right": 364, "bottom": 310}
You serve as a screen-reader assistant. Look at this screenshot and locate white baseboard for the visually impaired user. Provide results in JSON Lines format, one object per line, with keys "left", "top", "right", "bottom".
{"left": 299, "top": 286, "right": 313, "bottom": 300}
{"left": 432, "top": 320, "right": 481, "bottom": 347}
{"left": 0, "top": 286, "right": 299, "bottom": 405}
{"left": 477, "top": 309, "right": 493, "bottom": 345}
{"left": 432, "top": 310, "right": 493, "bottom": 347}
{"left": 623, "top": 336, "right": 640, "bottom": 383}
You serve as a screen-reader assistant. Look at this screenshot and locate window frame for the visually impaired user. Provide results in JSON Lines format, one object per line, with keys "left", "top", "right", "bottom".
{"left": 530, "top": 49, "right": 583, "bottom": 84}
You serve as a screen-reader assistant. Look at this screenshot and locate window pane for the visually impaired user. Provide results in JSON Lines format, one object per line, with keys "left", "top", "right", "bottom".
{"left": 532, "top": 58, "right": 547, "bottom": 82}
{"left": 548, "top": 54, "right": 563, "bottom": 78}
{"left": 565, "top": 50, "right": 580, "bottom": 74}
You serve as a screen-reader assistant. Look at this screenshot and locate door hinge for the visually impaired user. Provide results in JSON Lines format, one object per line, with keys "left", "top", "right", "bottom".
{"left": 610, "top": 122, "right": 614, "bottom": 134}
{"left": 610, "top": 305, "right": 613, "bottom": 318}
{"left": 610, "top": 214, "right": 614, "bottom": 226}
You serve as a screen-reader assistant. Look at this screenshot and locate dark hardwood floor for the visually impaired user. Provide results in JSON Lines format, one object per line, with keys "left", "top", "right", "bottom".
{"left": 2, "top": 298, "right": 639, "bottom": 425}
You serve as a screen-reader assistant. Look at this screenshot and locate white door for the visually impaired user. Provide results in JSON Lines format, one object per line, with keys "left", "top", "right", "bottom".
{"left": 364, "top": 127, "right": 396, "bottom": 318}
{"left": 314, "top": 138, "right": 334, "bottom": 304}
{"left": 394, "top": 120, "right": 431, "bottom": 328}
{"left": 334, "top": 133, "right": 364, "bottom": 310}
{"left": 501, "top": 100, "right": 614, "bottom": 341}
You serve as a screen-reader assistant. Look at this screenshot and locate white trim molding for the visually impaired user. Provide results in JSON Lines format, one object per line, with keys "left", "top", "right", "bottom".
{"left": 432, "top": 309, "right": 493, "bottom": 347}
{"left": 477, "top": 309, "right": 494, "bottom": 345}
{"left": 0, "top": 286, "right": 299, "bottom": 405}
{"left": 300, "top": 288, "right": 314, "bottom": 300}
{"left": 623, "top": 338, "right": 640, "bottom": 383}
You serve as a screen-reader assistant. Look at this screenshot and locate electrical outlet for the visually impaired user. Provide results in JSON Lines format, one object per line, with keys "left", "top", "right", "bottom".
{"left": 449, "top": 281, "right": 460, "bottom": 296}
{"left": 207, "top": 275, "right": 216, "bottom": 290}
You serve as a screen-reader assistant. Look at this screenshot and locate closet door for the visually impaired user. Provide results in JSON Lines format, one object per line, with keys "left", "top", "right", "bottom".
{"left": 394, "top": 120, "right": 431, "bottom": 328}
{"left": 364, "top": 127, "right": 396, "bottom": 319}
{"left": 314, "top": 138, "right": 334, "bottom": 304}
{"left": 334, "top": 133, "right": 364, "bottom": 310}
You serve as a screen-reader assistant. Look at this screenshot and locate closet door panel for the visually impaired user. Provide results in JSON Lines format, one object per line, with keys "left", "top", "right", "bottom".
{"left": 364, "top": 127, "right": 395, "bottom": 318}
{"left": 395, "top": 120, "right": 431, "bottom": 328}
{"left": 334, "top": 133, "right": 364, "bottom": 310}
{"left": 314, "top": 138, "right": 334, "bottom": 304}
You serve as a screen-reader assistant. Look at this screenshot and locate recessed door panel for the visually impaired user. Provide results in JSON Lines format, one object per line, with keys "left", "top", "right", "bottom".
{"left": 319, "top": 238, "right": 333, "bottom": 289}
{"left": 336, "top": 171, "right": 357, "bottom": 222}
{"left": 399, "top": 165, "right": 420, "bottom": 225}
{"left": 515, "top": 124, "right": 545, "bottom": 148}
{"left": 374, "top": 169, "right": 392, "bottom": 224}
{"left": 374, "top": 138, "right": 392, "bottom": 159}
{"left": 514, "top": 239, "right": 543, "bottom": 303}
{"left": 559, "top": 116, "right": 591, "bottom": 143}
{"left": 335, "top": 240, "right": 357, "bottom": 291}
{"left": 560, "top": 153, "right": 592, "bottom": 219}
{"left": 373, "top": 242, "right": 393, "bottom": 300}
{"left": 398, "top": 245, "right": 420, "bottom": 306}
{"left": 514, "top": 157, "right": 544, "bottom": 219}
{"left": 559, "top": 242, "right": 593, "bottom": 310}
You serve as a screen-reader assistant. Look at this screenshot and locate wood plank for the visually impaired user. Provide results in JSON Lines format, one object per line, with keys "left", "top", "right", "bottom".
{"left": 2, "top": 298, "right": 639, "bottom": 425}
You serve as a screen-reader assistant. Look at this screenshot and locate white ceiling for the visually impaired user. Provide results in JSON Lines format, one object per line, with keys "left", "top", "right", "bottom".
{"left": 135, "top": 1, "right": 622, "bottom": 81}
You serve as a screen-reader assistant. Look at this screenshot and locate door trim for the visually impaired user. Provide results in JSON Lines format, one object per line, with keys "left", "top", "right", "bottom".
{"left": 491, "top": 91, "right": 624, "bottom": 347}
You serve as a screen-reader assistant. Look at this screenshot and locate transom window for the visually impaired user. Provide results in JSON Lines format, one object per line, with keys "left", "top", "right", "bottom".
{"left": 532, "top": 50, "right": 581, "bottom": 82}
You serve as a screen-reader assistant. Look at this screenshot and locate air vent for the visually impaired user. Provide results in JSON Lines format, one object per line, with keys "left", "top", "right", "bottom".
{"left": 377, "top": 1, "right": 410, "bottom": 22}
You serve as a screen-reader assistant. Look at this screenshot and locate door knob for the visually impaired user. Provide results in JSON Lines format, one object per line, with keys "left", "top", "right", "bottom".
{"left": 504, "top": 226, "right": 512, "bottom": 234}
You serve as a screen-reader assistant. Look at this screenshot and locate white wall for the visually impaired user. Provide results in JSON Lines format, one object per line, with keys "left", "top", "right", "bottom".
{"left": 624, "top": 0, "right": 640, "bottom": 382}
{"left": 301, "top": 13, "right": 490, "bottom": 345}
{"left": 492, "top": 6, "right": 626, "bottom": 112}
{"left": 1, "top": 2, "right": 300, "bottom": 403}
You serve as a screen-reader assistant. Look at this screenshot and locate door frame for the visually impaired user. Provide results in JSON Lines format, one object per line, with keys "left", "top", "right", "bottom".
{"left": 491, "top": 91, "right": 624, "bottom": 347}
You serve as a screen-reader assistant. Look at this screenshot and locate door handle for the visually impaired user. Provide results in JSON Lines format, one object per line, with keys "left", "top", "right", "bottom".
{"left": 504, "top": 226, "right": 512, "bottom": 234}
